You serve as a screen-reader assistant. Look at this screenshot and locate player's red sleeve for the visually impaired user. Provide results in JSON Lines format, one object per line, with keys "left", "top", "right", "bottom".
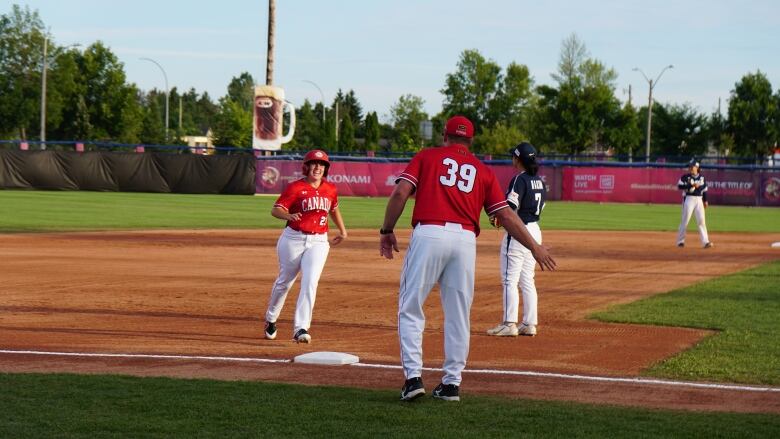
{"left": 273, "top": 184, "right": 297, "bottom": 211}
{"left": 483, "top": 169, "right": 509, "bottom": 216}
{"left": 396, "top": 153, "right": 422, "bottom": 189}
{"left": 330, "top": 187, "right": 339, "bottom": 212}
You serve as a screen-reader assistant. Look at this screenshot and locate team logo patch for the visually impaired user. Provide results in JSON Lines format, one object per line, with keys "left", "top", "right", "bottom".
{"left": 315, "top": 151, "right": 324, "bottom": 158}
{"left": 456, "top": 124, "right": 467, "bottom": 135}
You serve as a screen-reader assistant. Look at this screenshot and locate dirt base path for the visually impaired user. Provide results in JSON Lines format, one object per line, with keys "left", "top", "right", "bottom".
{"left": 1, "top": 229, "right": 778, "bottom": 412}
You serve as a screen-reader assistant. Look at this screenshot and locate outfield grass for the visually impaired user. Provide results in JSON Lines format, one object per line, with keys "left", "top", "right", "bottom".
{"left": 1, "top": 373, "right": 778, "bottom": 439}
{"left": 592, "top": 260, "right": 780, "bottom": 385}
{"left": 0, "top": 190, "right": 778, "bottom": 232}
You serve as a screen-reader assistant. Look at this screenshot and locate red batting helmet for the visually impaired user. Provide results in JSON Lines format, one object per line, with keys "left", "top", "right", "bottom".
{"left": 302, "top": 149, "right": 330, "bottom": 177}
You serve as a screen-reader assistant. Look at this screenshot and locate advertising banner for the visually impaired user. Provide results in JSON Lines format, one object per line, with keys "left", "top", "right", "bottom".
{"left": 562, "top": 167, "right": 761, "bottom": 205}
{"left": 255, "top": 160, "right": 561, "bottom": 200}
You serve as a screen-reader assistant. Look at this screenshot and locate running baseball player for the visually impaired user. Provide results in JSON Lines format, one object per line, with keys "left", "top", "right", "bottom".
{"left": 264, "top": 150, "right": 347, "bottom": 343}
{"left": 676, "top": 158, "right": 712, "bottom": 249}
{"left": 380, "top": 116, "right": 556, "bottom": 402}
{"left": 487, "top": 142, "right": 546, "bottom": 337}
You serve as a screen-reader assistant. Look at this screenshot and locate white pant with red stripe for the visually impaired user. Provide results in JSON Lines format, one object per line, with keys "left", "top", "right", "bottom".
{"left": 398, "top": 223, "right": 476, "bottom": 387}
{"left": 265, "top": 227, "right": 330, "bottom": 336}
{"left": 499, "top": 222, "right": 542, "bottom": 326}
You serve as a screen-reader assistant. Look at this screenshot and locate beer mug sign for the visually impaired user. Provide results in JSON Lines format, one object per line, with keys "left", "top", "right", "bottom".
{"left": 253, "top": 85, "right": 296, "bottom": 150}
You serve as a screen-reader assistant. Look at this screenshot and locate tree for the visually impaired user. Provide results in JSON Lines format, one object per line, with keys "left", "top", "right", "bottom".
{"left": 727, "top": 71, "right": 777, "bottom": 158}
{"left": 605, "top": 102, "right": 641, "bottom": 157}
{"left": 338, "top": 115, "right": 355, "bottom": 151}
{"left": 76, "top": 42, "right": 143, "bottom": 142}
{"left": 390, "top": 94, "right": 428, "bottom": 152}
{"left": 531, "top": 35, "right": 622, "bottom": 154}
{"left": 441, "top": 49, "right": 501, "bottom": 133}
{"left": 0, "top": 4, "right": 46, "bottom": 139}
{"left": 211, "top": 98, "right": 252, "bottom": 148}
{"left": 638, "top": 102, "right": 708, "bottom": 158}
{"left": 364, "top": 111, "right": 380, "bottom": 150}
{"left": 288, "top": 99, "right": 323, "bottom": 151}
{"left": 474, "top": 123, "right": 526, "bottom": 155}
{"left": 226, "top": 72, "right": 255, "bottom": 112}
{"left": 342, "top": 89, "right": 364, "bottom": 136}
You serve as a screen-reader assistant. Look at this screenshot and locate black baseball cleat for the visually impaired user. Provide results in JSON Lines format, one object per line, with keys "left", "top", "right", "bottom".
{"left": 264, "top": 321, "right": 277, "bottom": 340}
{"left": 704, "top": 242, "right": 713, "bottom": 249}
{"left": 432, "top": 383, "right": 460, "bottom": 402}
{"left": 293, "top": 328, "right": 311, "bottom": 343}
{"left": 400, "top": 377, "right": 425, "bottom": 401}
{"left": 677, "top": 242, "right": 685, "bottom": 248}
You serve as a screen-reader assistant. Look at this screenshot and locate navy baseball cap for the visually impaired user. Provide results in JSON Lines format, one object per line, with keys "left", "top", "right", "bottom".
{"left": 688, "top": 158, "right": 700, "bottom": 168}
{"left": 511, "top": 142, "right": 537, "bottom": 160}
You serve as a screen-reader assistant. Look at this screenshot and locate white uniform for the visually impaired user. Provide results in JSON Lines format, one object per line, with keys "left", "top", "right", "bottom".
{"left": 500, "top": 223, "right": 542, "bottom": 325}
{"left": 265, "top": 227, "right": 330, "bottom": 334}
{"left": 676, "top": 171, "right": 710, "bottom": 247}
{"left": 394, "top": 144, "right": 509, "bottom": 387}
{"left": 265, "top": 178, "right": 338, "bottom": 337}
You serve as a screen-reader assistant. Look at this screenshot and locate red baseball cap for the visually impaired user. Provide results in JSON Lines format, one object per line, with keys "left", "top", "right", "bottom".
{"left": 444, "top": 115, "right": 474, "bottom": 138}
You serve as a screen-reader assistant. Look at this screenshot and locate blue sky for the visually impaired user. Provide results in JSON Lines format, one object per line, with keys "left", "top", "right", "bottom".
{"left": 10, "top": 0, "right": 780, "bottom": 122}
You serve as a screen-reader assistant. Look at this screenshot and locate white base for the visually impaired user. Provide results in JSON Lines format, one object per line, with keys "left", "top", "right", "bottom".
{"left": 772, "top": 242, "right": 780, "bottom": 248}
{"left": 293, "top": 351, "right": 359, "bottom": 366}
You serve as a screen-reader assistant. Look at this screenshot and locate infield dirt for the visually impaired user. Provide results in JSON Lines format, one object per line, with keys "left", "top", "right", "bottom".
{"left": 0, "top": 229, "right": 778, "bottom": 413}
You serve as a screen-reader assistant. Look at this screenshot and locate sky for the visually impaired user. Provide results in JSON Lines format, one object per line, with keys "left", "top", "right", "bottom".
{"left": 8, "top": 0, "right": 780, "bottom": 122}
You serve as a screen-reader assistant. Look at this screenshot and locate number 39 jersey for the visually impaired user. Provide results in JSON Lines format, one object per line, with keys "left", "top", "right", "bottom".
{"left": 506, "top": 172, "right": 546, "bottom": 224}
{"left": 273, "top": 179, "right": 338, "bottom": 234}
{"left": 397, "top": 144, "right": 508, "bottom": 236}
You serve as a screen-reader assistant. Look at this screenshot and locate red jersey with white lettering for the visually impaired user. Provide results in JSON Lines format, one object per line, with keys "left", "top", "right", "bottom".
{"left": 397, "top": 144, "right": 508, "bottom": 236}
{"left": 274, "top": 179, "right": 338, "bottom": 234}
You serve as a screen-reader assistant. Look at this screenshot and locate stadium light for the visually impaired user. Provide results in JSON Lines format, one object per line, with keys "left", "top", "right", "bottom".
{"left": 140, "top": 57, "right": 170, "bottom": 142}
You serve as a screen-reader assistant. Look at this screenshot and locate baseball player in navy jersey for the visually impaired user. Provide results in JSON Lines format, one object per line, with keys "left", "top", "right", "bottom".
{"left": 676, "top": 158, "right": 712, "bottom": 249}
{"left": 380, "top": 116, "right": 556, "bottom": 402}
{"left": 487, "top": 142, "right": 546, "bottom": 337}
{"left": 264, "top": 150, "right": 348, "bottom": 343}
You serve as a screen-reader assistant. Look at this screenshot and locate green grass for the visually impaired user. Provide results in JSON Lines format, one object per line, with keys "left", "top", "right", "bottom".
{"left": 0, "top": 190, "right": 778, "bottom": 232}
{"left": 592, "top": 260, "right": 780, "bottom": 385}
{"left": 1, "top": 373, "right": 778, "bottom": 438}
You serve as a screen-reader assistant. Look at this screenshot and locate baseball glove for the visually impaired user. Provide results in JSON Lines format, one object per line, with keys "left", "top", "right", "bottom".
{"left": 489, "top": 215, "right": 501, "bottom": 229}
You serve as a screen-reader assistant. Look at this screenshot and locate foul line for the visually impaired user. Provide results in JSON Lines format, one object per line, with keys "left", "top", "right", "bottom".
{"left": 1, "top": 348, "right": 778, "bottom": 393}
{"left": 352, "top": 362, "right": 780, "bottom": 393}
{"left": 0, "top": 349, "right": 290, "bottom": 364}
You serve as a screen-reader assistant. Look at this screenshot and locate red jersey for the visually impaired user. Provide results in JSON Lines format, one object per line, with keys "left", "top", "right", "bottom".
{"left": 397, "top": 144, "right": 508, "bottom": 236}
{"left": 274, "top": 179, "right": 338, "bottom": 234}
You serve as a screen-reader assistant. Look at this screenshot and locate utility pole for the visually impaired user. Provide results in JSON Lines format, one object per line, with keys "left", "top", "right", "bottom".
{"left": 266, "top": 0, "right": 275, "bottom": 85}
{"left": 633, "top": 65, "right": 673, "bottom": 162}
{"left": 39, "top": 36, "right": 48, "bottom": 149}
{"left": 179, "top": 96, "right": 183, "bottom": 130}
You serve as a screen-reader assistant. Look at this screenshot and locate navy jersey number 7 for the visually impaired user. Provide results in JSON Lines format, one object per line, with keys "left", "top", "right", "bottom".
{"left": 506, "top": 173, "right": 546, "bottom": 224}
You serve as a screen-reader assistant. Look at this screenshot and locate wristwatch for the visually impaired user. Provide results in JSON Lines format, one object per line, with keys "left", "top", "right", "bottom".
{"left": 379, "top": 228, "right": 394, "bottom": 235}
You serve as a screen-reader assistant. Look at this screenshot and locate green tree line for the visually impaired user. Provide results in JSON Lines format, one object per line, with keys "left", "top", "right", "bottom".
{"left": 2, "top": 5, "right": 779, "bottom": 159}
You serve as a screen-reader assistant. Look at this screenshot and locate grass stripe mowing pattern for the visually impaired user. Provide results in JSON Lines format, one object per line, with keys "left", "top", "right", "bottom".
{"left": 0, "top": 373, "right": 778, "bottom": 438}
{"left": 0, "top": 190, "right": 779, "bottom": 232}
{"left": 592, "top": 260, "right": 780, "bottom": 385}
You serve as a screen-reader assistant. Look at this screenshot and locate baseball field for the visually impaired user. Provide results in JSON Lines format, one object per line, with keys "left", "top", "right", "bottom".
{"left": 1, "top": 191, "right": 779, "bottom": 437}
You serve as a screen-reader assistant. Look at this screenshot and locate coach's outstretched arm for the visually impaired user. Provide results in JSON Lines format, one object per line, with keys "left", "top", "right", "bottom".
{"left": 495, "top": 207, "right": 557, "bottom": 271}
{"left": 379, "top": 180, "right": 414, "bottom": 259}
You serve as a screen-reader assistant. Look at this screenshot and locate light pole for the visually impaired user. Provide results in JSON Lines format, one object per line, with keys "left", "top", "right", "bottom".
{"left": 140, "top": 57, "right": 169, "bottom": 142}
{"left": 633, "top": 65, "right": 673, "bottom": 162}
{"left": 302, "top": 80, "right": 325, "bottom": 123}
{"left": 40, "top": 38, "right": 80, "bottom": 148}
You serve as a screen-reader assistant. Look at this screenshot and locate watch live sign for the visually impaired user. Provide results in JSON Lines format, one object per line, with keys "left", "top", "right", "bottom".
{"left": 255, "top": 160, "right": 779, "bottom": 206}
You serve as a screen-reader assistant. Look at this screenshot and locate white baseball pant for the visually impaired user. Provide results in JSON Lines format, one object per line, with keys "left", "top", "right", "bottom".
{"left": 499, "top": 222, "right": 542, "bottom": 325}
{"left": 265, "top": 227, "right": 330, "bottom": 335}
{"left": 676, "top": 196, "right": 709, "bottom": 246}
{"left": 398, "top": 223, "right": 476, "bottom": 387}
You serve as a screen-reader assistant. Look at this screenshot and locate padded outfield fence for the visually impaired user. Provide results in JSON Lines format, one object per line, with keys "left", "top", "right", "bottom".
{"left": 1, "top": 140, "right": 779, "bottom": 206}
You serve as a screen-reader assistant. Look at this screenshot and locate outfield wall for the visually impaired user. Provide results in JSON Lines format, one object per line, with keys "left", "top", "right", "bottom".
{"left": 255, "top": 160, "right": 780, "bottom": 207}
